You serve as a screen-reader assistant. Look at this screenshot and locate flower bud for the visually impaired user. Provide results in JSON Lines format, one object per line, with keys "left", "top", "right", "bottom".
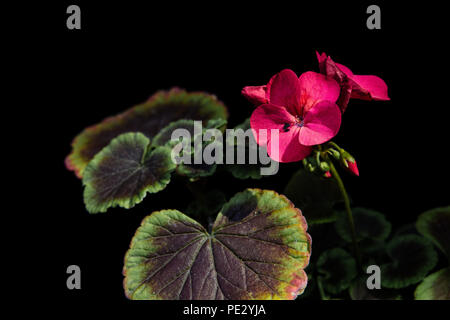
{"left": 319, "top": 161, "right": 330, "bottom": 172}
{"left": 346, "top": 159, "right": 359, "bottom": 176}
{"left": 339, "top": 149, "right": 359, "bottom": 176}
{"left": 339, "top": 150, "right": 355, "bottom": 166}
{"left": 328, "top": 148, "right": 341, "bottom": 160}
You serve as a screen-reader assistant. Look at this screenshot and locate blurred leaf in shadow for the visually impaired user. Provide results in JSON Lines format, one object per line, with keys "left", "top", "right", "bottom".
{"left": 393, "top": 223, "right": 419, "bottom": 237}
{"left": 284, "top": 169, "right": 344, "bottom": 225}
{"left": 335, "top": 207, "right": 391, "bottom": 243}
{"left": 317, "top": 248, "right": 357, "bottom": 295}
{"left": 381, "top": 235, "right": 438, "bottom": 289}
{"left": 416, "top": 206, "right": 450, "bottom": 258}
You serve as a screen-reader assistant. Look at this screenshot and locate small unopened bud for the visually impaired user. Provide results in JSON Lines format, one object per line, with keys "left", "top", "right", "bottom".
{"left": 324, "top": 171, "right": 332, "bottom": 178}
{"left": 319, "top": 161, "right": 330, "bottom": 172}
{"left": 338, "top": 149, "right": 359, "bottom": 176}
{"left": 329, "top": 148, "right": 341, "bottom": 160}
{"left": 340, "top": 150, "right": 355, "bottom": 165}
{"left": 346, "top": 159, "right": 359, "bottom": 176}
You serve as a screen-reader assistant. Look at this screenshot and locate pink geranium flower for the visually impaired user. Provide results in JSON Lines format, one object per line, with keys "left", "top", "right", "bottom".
{"left": 249, "top": 69, "right": 342, "bottom": 163}
{"left": 316, "top": 51, "right": 390, "bottom": 111}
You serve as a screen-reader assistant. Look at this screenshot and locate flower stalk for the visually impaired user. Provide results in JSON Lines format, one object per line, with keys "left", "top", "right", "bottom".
{"left": 327, "top": 158, "right": 362, "bottom": 271}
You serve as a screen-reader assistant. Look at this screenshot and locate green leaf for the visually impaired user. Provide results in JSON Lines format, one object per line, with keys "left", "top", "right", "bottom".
{"left": 123, "top": 189, "right": 312, "bottom": 300}
{"left": 152, "top": 118, "right": 227, "bottom": 148}
{"left": 175, "top": 153, "right": 219, "bottom": 179}
{"left": 284, "top": 169, "right": 343, "bottom": 225}
{"left": 416, "top": 206, "right": 450, "bottom": 258}
{"left": 415, "top": 268, "right": 450, "bottom": 300}
{"left": 225, "top": 118, "right": 264, "bottom": 180}
{"left": 381, "top": 235, "right": 438, "bottom": 289}
{"left": 335, "top": 207, "right": 391, "bottom": 243}
{"left": 153, "top": 118, "right": 223, "bottom": 180}
{"left": 83, "top": 132, "right": 176, "bottom": 213}
{"left": 151, "top": 119, "right": 196, "bottom": 148}
{"left": 316, "top": 248, "right": 357, "bottom": 295}
{"left": 66, "top": 89, "right": 228, "bottom": 178}
{"left": 205, "top": 118, "right": 227, "bottom": 130}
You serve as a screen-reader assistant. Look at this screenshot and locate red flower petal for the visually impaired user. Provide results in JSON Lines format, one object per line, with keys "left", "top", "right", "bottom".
{"left": 316, "top": 51, "right": 390, "bottom": 103}
{"left": 335, "top": 62, "right": 354, "bottom": 77}
{"left": 266, "top": 128, "right": 312, "bottom": 163}
{"left": 316, "top": 51, "right": 327, "bottom": 73}
{"left": 299, "top": 101, "right": 342, "bottom": 146}
{"left": 351, "top": 75, "right": 390, "bottom": 101}
{"left": 250, "top": 103, "right": 296, "bottom": 146}
{"left": 241, "top": 85, "right": 268, "bottom": 105}
{"left": 268, "top": 69, "right": 301, "bottom": 115}
{"left": 298, "top": 71, "right": 340, "bottom": 114}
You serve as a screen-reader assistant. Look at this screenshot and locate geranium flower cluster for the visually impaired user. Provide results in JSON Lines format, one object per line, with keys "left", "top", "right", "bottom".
{"left": 242, "top": 52, "right": 389, "bottom": 166}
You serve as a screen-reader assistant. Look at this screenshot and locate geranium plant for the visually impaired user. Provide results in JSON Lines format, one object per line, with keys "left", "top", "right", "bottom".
{"left": 66, "top": 52, "right": 449, "bottom": 300}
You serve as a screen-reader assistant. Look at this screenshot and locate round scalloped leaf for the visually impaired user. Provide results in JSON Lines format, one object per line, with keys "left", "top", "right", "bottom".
{"left": 416, "top": 206, "right": 450, "bottom": 257}
{"left": 152, "top": 118, "right": 224, "bottom": 179}
{"left": 284, "top": 169, "right": 343, "bottom": 225}
{"left": 335, "top": 207, "right": 391, "bottom": 243}
{"left": 225, "top": 118, "right": 264, "bottom": 180}
{"left": 83, "top": 132, "right": 176, "bottom": 213}
{"left": 317, "top": 248, "right": 357, "bottom": 295}
{"left": 415, "top": 268, "right": 450, "bottom": 300}
{"left": 349, "top": 277, "right": 401, "bottom": 300}
{"left": 66, "top": 89, "right": 228, "bottom": 178}
{"left": 123, "top": 189, "right": 312, "bottom": 300}
{"left": 381, "top": 235, "right": 438, "bottom": 289}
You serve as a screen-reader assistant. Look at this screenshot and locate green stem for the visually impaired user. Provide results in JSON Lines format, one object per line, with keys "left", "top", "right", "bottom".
{"left": 328, "top": 159, "right": 362, "bottom": 271}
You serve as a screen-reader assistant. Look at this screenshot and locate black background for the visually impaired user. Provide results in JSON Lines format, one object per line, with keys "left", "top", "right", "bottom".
{"left": 27, "top": 0, "right": 449, "bottom": 313}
